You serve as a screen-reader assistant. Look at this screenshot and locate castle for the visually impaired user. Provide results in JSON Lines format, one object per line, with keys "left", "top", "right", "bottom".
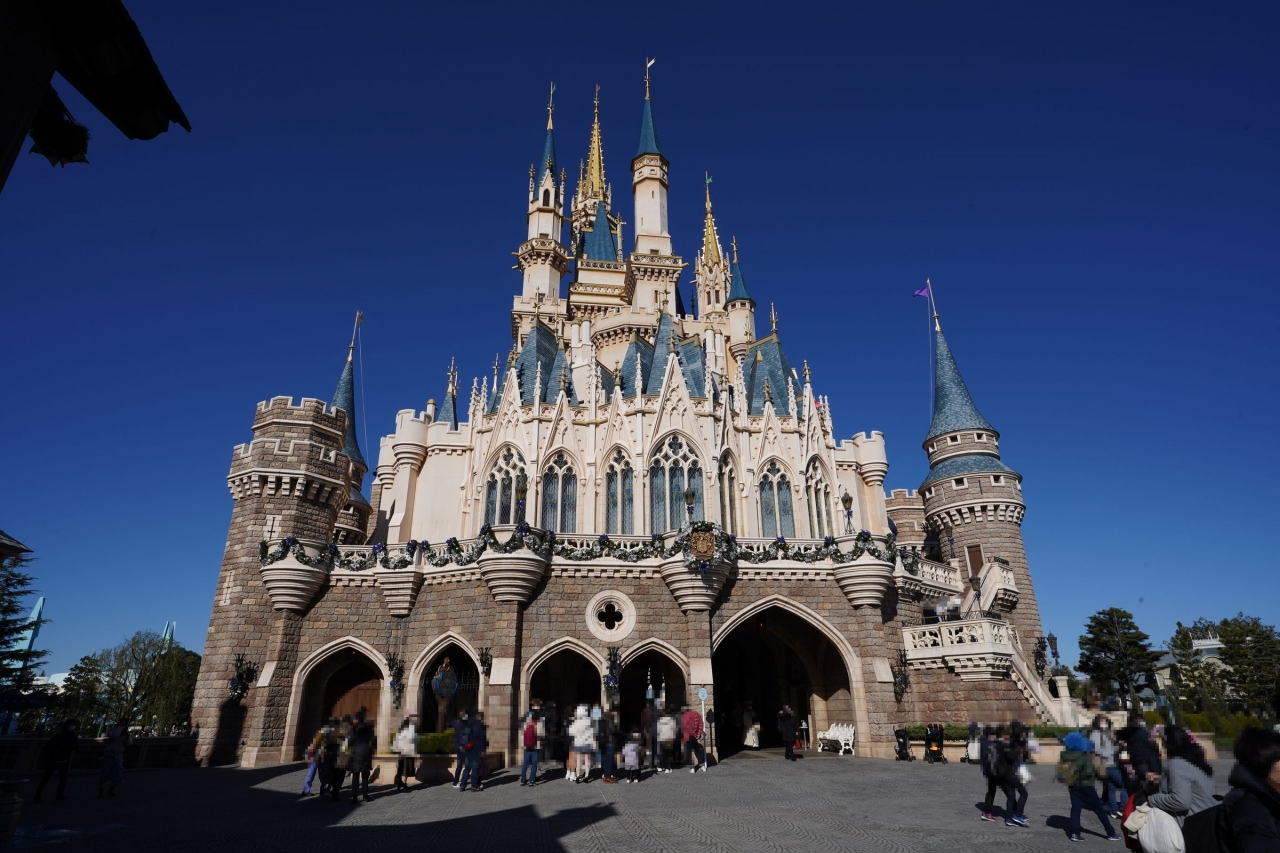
{"left": 192, "top": 74, "right": 1061, "bottom": 767}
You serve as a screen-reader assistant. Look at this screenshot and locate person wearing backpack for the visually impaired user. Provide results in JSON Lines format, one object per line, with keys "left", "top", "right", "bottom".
{"left": 998, "top": 727, "right": 1031, "bottom": 827}
{"left": 1202, "top": 727, "right": 1280, "bottom": 853}
{"left": 980, "top": 726, "right": 1008, "bottom": 822}
{"left": 1059, "top": 731, "right": 1123, "bottom": 842}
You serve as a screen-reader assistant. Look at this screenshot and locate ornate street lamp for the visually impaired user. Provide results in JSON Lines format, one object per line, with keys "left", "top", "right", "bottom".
{"left": 684, "top": 485, "right": 696, "bottom": 524}
{"left": 841, "top": 491, "right": 854, "bottom": 534}
{"left": 944, "top": 524, "right": 955, "bottom": 560}
{"left": 478, "top": 647, "right": 493, "bottom": 678}
{"left": 514, "top": 473, "right": 528, "bottom": 525}
{"left": 967, "top": 573, "right": 982, "bottom": 617}
{"left": 1047, "top": 632, "right": 1060, "bottom": 667}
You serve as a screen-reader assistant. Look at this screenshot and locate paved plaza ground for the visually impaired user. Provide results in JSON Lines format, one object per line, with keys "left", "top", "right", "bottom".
{"left": 15, "top": 750, "right": 1233, "bottom": 852}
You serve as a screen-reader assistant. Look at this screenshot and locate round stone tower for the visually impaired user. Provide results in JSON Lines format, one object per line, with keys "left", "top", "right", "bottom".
{"left": 918, "top": 322, "right": 1043, "bottom": 645}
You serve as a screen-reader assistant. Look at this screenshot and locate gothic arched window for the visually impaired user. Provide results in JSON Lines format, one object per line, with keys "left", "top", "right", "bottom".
{"left": 758, "top": 461, "right": 795, "bottom": 539}
{"left": 805, "top": 458, "right": 833, "bottom": 539}
{"left": 540, "top": 452, "right": 576, "bottom": 533}
{"left": 718, "top": 455, "right": 738, "bottom": 535}
{"left": 542, "top": 188, "right": 551, "bottom": 207}
{"left": 649, "top": 435, "right": 703, "bottom": 533}
{"left": 605, "top": 450, "right": 634, "bottom": 535}
{"left": 484, "top": 446, "right": 526, "bottom": 526}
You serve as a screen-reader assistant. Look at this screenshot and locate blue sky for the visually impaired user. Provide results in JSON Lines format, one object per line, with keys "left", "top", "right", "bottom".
{"left": 2, "top": 1, "right": 1278, "bottom": 674}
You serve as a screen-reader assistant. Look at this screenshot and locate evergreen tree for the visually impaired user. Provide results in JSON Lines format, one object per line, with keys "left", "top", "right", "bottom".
{"left": 136, "top": 646, "right": 200, "bottom": 734}
{"left": 0, "top": 552, "right": 47, "bottom": 695}
{"left": 1077, "top": 608, "right": 1162, "bottom": 710}
{"left": 1217, "top": 614, "right": 1280, "bottom": 720}
{"left": 57, "top": 654, "right": 109, "bottom": 733}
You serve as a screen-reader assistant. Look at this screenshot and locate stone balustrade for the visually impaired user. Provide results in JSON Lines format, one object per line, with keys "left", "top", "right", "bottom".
{"left": 902, "top": 615, "right": 1016, "bottom": 681}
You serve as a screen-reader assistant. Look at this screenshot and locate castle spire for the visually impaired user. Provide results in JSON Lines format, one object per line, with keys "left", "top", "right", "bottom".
{"left": 726, "top": 237, "right": 753, "bottom": 304}
{"left": 926, "top": 327, "right": 995, "bottom": 441}
{"left": 539, "top": 82, "right": 557, "bottom": 182}
{"left": 636, "top": 58, "right": 662, "bottom": 158}
{"left": 701, "top": 174, "right": 721, "bottom": 266}
{"left": 330, "top": 313, "right": 367, "bottom": 470}
{"left": 586, "top": 85, "right": 606, "bottom": 200}
{"left": 438, "top": 357, "right": 460, "bottom": 431}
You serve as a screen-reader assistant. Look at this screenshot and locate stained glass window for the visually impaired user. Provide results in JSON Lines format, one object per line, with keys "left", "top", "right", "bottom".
{"left": 485, "top": 447, "right": 525, "bottom": 531}
{"left": 540, "top": 453, "right": 575, "bottom": 533}
{"left": 649, "top": 435, "right": 702, "bottom": 533}
{"left": 606, "top": 450, "right": 633, "bottom": 535}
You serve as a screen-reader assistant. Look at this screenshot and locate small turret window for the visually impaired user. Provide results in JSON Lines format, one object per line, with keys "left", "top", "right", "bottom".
{"left": 991, "top": 475, "right": 1003, "bottom": 485}
{"left": 924, "top": 487, "right": 934, "bottom": 498}
{"left": 976, "top": 433, "right": 986, "bottom": 441}
{"left": 948, "top": 436, "right": 960, "bottom": 444}
{"left": 758, "top": 461, "right": 796, "bottom": 539}
{"left": 484, "top": 446, "right": 527, "bottom": 526}
{"left": 605, "top": 450, "right": 634, "bottom": 535}
{"left": 540, "top": 452, "right": 577, "bottom": 533}
{"left": 952, "top": 477, "right": 968, "bottom": 489}
{"left": 542, "top": 189, "right": 551, "bottom": 207}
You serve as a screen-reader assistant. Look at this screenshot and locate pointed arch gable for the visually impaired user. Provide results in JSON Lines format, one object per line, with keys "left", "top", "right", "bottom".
{"left": 408, "top": 631, "right": 481, "bottom": 685}
{"left": 524, "top": 636, "right": 607, "bottom": 677}
{"left": 282, "top": 636, "right": 390, "bottom": 764}
{"left": 621, "top": 636, "right": 690, "bottom": 671}
{"left": 711, "top": 594, "right": 870, "bottom": 748}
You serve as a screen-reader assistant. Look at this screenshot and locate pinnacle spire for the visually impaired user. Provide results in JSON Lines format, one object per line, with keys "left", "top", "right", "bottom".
{"left": 636, "top": 59, "right": 662, "bottom": 158}
{"left": 538, "top": 83, "right": 557, "bottom": 182}
{"left": 585, "top": 85, "right": 606, "bottom": 199}
{"left": 438, "top": 357, "right": 460, "bottom": 431}
{"left": 926, "top": 327, "right": 995, "bottom": 441}
{"left": 331, "top": 314, "right": 366, "bottom": 470}
{"left": 726, "top": 237, "right": 753, "bottom": 305}
{"left": 701, "top": 174, "right": 721, "bottom": 266}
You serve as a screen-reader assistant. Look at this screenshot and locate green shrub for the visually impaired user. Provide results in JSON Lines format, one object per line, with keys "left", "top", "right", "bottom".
{"left": 901, "top": 724, "right": 971, "bottom": 741}
{"left": 1030, "top": 725, "right": 1075, "bottom": 739}
{"left": 418, "top": 730, "right": 454, "bottom": 754}
{"left": 1143, "top": 710, "right": 1164, "bottom": 728}
{"left": 1181, "top": 712, "right": 1212, "bottom": 733}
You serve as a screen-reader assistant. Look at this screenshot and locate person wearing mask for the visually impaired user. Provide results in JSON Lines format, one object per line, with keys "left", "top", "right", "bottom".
{"left": 520, "top": 711, "right": 541, "bottom": 786}
{"left": 1089, "top": 714, "right": 1124, "bottom": 818}
{"left": 347, "top": 708, "right": 376, "bottom": 803}
{"left": 33, "top": 719, "right": 79, "bottom": 803}
{"left": 392, "top": 715, "right": 418, "bottom": 792}
{"left": 682, "top": 704, "right": 707, "bottom": 772}
{"left": 451, "top": 709, "right": 469, "bottom": 788}
{"left": 1220, "top": 728, "right": 1280, "bottom": 853}
{"left": 1145, "top": 725, "right": 1215, "bottom": 825}
{"left": 1118, "top": 712, "right": 1162, "bottom": 796}
{"left": 1059, "top": 731, "right": 1122, "bottom": 841}
{"left": 778, "top": 705, "right": 798, "bottom": 762}
{"left": 98, "top": 718, "right": 129, "bottom": 798}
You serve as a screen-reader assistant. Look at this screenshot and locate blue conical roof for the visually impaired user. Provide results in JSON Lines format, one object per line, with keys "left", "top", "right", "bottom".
{"left": 926, "top": 329, "right": 994, "bottom": 441}
{"left": 438, "top": 388, "right": 459, "bottom": 431}
{"left": 636, "top": 97, "right": 661, "bottom": 158}
{"left": 331, "top": 354, "right": 367, "bottom": 469}
{"left": 727, "top": 259, "right": 753, "bottom": 304}
{"left": 582, "top": 205, "right": 617, "bottom": 261}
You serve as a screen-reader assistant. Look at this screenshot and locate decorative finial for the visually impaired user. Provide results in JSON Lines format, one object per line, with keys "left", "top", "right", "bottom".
{"left": 492, "top": 353, "right": 500, "bottom": 385}
{"left": 586, "top": 86, "right": 606, "bottom": 199}
{"left": 529, "top": 163, "right": 535, "bottom": 180}
{"left": 803, "top": 360, "right": 811, "bottom": 384}
{"left": 770, "top": 302, "right": 778, "bottom": 333}
{"left": 547, "top": 81, "right": 555, "bottom": 130}
{"left": 763, "top": 375, "right": 773, "bottom": 405}
{"left": 644, "top": 57, "right": 655, "bottom": 100}
{"left": 347, "top": 311, "right": 363, "bottom": 362}
{"left": 731, "top": 236, "right": 738, "bottom": 264}
{"left": 447, "top": 356, "right": 458, "bottom": 393}
{"left": 659, "top": 290, "right": 669, "bottom": 314}
{"left": 928, "top": 277, "right": 941, "bottom": 332}
{"left": 701, "top": 174, "right": 721, "bottom": 266}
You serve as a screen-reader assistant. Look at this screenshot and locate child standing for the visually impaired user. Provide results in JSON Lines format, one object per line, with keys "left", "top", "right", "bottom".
{"left": 622, "top": 732, "right": 642, "bottom": 783}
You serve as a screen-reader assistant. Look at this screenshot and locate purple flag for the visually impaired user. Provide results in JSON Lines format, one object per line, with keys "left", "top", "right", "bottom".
{"left": 913, "top": 285, "right": 930, "bottom": 298}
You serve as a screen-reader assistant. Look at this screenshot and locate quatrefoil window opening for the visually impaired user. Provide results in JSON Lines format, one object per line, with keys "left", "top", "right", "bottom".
{"left": 596, "top": 601, "right": 623, "bottom": 631}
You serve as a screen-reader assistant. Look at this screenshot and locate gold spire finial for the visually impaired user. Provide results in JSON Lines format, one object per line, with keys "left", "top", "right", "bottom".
{"left": 347, "top": 311, "right": 363, "bottom": 362}
{"left": 701, "top": 173, "right": 721, "bottom": 266}
{"left": 770, "top": 302, "right": 778, "bottom": 333}
{"left": 547, "top": 82, "right": 555, "bottom": 130}
{"left": 644, "top": 57, "right": 655, "bottom": 99}
{"left": 585, "top": 85, "right": 606, "bottom": 199}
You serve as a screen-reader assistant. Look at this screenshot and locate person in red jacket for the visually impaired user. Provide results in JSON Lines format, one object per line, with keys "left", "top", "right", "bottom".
{"left": 519, "top": 711, "right": 540, "bottom": 786}
{"left": 681, "top": 706, "right": 707, "bottom": 773}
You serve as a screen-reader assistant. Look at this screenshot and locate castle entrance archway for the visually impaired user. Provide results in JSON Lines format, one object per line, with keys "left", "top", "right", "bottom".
{"left": 292, "top": 645, "right": 385, "bottom": 760}
{"left": 712, "top": 604, "right": 853, "bottom": 756}
{"left": 527, "top": 646, "right": 602, "bottom": 756}
{"left": 418, "top": 644, "right": 480, "bottom": 734}
{"left": 618, "top": 649, "right": 687, "bottom": 735}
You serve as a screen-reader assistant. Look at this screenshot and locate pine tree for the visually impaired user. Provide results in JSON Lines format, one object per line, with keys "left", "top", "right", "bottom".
{"left": 0, "top": 552, "right": 48, "bottom": 698}
{"left": 1217, "top": 614, "right": 1280, "bottom": 720}
{"left": 1077, "top": 608, "right": 1162, "bottom": 710}
{"left": 57, "top": 654, "right": 109, "bottom": 733}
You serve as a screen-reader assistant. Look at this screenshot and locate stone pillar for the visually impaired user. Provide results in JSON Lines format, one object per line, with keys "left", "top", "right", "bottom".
{"left": 685, "top": 611, "right": 717, "bottom": 761}
{"left": 482, "top": 602, "right": 523, "bottom": 770}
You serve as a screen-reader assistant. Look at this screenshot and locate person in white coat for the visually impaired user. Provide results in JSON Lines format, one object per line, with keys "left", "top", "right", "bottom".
{"left": 392, "top": 715, "right": 418, "bottom": 791}
{"left": 568, "top": 704, "right": 595, "bottom": 783}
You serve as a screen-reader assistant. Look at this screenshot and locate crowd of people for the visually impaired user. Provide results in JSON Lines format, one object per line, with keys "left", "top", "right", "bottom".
{"left": 973, "top": 712, "right": 1280, "bottom": 850}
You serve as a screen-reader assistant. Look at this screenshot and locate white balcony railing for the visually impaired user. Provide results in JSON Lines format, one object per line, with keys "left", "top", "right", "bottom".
{"left": 902, "top": 615, "right": 1017, "bottom": 680}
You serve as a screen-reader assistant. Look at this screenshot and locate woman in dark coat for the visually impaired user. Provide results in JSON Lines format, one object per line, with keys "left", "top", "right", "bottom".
{"left": 347, "top": 710, "right": 376, "bottom": 803}
{"left": 1220, "top": 728, "right": 1280, "bottom": 853}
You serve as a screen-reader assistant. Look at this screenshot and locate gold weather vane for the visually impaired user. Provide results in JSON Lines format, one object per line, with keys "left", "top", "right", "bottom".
{"left": 645, "top": 58, "right": 656, "bottom": 99}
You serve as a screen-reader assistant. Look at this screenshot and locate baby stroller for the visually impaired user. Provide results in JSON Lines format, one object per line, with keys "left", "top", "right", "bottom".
{"left": 893, "top": 729, "right": 915, "bottom": 761}
{"left": 923, "top": 724, "right": 948, "bottom": 764}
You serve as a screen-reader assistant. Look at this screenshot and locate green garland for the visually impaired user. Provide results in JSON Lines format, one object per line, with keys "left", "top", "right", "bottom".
{"left": 259, "top": 524, "right": 921, "bottom": 576}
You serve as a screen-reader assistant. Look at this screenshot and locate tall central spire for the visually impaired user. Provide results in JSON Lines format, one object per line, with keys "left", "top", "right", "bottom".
{"left": 539, "top": 82, "right": 557, "bottom": 182}
{"left": 701, "top": 174, "right": 722, "bottom": 266}
{"left": 586, "top": 85, "right": 606, "bottom": 200}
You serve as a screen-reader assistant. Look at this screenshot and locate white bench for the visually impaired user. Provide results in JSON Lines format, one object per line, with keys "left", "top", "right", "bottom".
{"left": 816, "top": 723, "right": 856, "bottom": 755}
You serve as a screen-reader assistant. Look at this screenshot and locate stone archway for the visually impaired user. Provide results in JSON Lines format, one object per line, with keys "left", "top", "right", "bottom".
{"left": 525, "top": 640, "right": 604, "bottom": 764}
{"left": 712, "top": 600, "right": 863, "bottom": 756}
{"left": 618, "top": 642, "right": 688, "bottom": 735}
{"left": 416, "top": 643, "right": 481, "bottom": 734}
{"left": 287, "top": 640, "right": 388, "bottom": 761}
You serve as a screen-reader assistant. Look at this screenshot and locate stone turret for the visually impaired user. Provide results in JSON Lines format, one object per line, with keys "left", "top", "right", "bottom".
{"left": 193, "top": 395, "right": 353, "bottom": 766}
{"left": 918, "top": 323, "right": 1042, "bottom": 643}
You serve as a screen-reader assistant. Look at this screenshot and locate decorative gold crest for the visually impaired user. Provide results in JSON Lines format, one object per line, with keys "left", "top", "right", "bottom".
{"left": 689, "top": 530, "right": 716, "bottom": 562}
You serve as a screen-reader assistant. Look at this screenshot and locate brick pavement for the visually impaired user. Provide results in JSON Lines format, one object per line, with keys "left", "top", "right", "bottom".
{"left": 13, "top": 753, "right": 1233, "bottom": 852}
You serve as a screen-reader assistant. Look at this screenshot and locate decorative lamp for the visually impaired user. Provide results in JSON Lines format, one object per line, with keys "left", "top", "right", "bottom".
{"left": 514, "top": 473, "right": 528, "bottom": 524}
{"left": 1047, "top": 632, "right": 1060, "bottom": 665}
{"left": 478, "top": 646, "right": 493, "bottom": 677}
{"left": 841, "top": 491, "right": 854, "bottom": 534}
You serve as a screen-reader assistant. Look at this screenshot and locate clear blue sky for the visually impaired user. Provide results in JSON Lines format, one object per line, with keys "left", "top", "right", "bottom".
{"left": 3, "top": 1, "right": 1278, "bottom": 674}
